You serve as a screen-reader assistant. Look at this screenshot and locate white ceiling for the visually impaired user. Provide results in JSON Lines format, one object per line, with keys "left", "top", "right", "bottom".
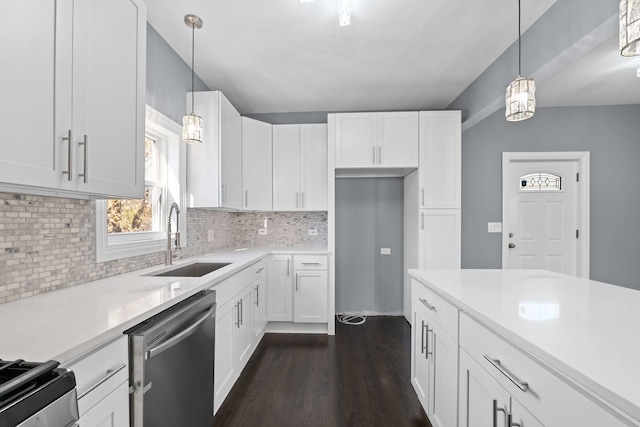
{"left": 537, "top": 34, "right": 640, "bottom": 107}
{"left": 146, "top": 0, "right": 558, "bottom": 115}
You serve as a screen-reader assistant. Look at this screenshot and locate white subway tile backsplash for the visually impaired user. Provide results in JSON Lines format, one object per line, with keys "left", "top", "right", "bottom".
{"left": 0, "top": 193, "right": 327, "bottom": 304}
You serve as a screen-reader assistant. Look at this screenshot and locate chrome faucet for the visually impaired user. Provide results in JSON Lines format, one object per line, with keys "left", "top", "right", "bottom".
{"left": 166, "top": 202, "right": 181, "bottom": 265}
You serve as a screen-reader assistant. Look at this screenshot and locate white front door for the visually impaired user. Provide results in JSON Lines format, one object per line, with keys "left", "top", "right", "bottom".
{"left": 503, "top": 153, "right": 589, "bottom": 277}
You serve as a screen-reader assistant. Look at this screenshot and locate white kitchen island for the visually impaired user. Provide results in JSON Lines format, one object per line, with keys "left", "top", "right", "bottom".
{"left": 409, "top": 268, "right": 640, "bottom": 427}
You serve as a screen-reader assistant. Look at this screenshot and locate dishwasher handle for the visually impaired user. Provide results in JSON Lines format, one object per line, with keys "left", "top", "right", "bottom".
{"left": 147, "top": 304, "right": 216, "bottom": 360}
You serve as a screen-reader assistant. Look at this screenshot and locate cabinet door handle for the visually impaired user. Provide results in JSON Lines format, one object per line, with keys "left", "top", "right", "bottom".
{"left": 421, "top": 212, "right": 424, "bottom": 230}
{"left": 62, "top": 129, "right": 73, "bottom": 181}
{"left": 507, "top": 413, "right": 521, "bottom": 427}
{"left": 484, "top": 355, "right": 529, "bottom": 392}
{"left": 419, "top": 298, "right": 437, "bottom": 312}
{"left": 372, "top": 146, "right": 376, "bottom": 164}
{"left": 77, "top": 362, "right": 126, "bottom": 399}
{"left": 78, "top": 134, "right": 88, "bottom": 183}
{"left": 255, "top": 285, "right": 259, "bottom": 306}
{"left": 295, "top": 273, "right": 298, "bottom": 291}
{"left": 235, "top": 302, "right": 240, "bottom": 328}
{"left": 426, "top": 327, "right": 433, "bottom": 358}
{"left": 492, "top": 399, "right": 506, "bottom": 427}
{"left": 287, "top": 258, "right": 290, "bottom": 276}
{"left": 420, "top": 320, "right": 426, "bottom": 355}
{"left": 378, "top": 146, "right": 382, "bottom": 164}
{"left": 421, "top": 188, "right": 425, "bottom": 207}
{"left": 240, "top": 299, "right": 243, "bottom": 325}
{"left": 245, "top": 190, "right": 248, "bottom": 207}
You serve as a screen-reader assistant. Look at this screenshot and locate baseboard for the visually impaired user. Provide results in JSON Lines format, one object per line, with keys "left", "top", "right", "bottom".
{"left": 265, "top": 322, "right": 328, "bottom": 334}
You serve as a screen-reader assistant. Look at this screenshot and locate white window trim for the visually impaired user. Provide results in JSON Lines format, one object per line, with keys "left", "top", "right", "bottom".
{"left": 96, "top": 105, "right": 187, "bottom": 262}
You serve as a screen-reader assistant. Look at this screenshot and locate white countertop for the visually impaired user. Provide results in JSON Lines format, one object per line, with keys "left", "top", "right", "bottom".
{"left": 0, "top": 246, "right": 327, "bottom": 365}
{"left": 409, "top": 268, "right": 640, "bottom": 423}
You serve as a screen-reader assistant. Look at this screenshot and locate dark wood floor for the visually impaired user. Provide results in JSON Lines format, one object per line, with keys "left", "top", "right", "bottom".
{"left": 212, "top": 317, "right": 432, "bottom": 427}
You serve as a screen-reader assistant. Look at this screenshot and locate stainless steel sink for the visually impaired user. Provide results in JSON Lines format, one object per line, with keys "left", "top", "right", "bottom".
{"left": 148, "top": 262, "right": 231, "bottom": 277}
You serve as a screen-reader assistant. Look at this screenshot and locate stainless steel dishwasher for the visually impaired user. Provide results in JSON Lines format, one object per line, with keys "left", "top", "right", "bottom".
{"left": 127, "top": 289, "right": 216, "bottom": 427}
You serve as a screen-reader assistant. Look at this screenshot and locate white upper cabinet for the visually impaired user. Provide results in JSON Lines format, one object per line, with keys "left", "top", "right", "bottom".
{"left": 377, "top": 112, "right": 419, "bottom": 167}
{"left": 299, "top": 125, "right": 329, "bottom": 211}
{"left": 186, "top": 91, "right": 242, "bottom": 209}
{"left": 241, "top": 117, "right": 273, "bottom": 210}
{"left": 419, "top": 111, "right": 461, "bottom": 208}
{"left": 0, "top": 0, "right": 146, "bottom": 199}
{"left": 335, "top": 112, "right": 418, "bottom": 170}
{"left": 273, "top": 124, "right": 327, "bottom": 211}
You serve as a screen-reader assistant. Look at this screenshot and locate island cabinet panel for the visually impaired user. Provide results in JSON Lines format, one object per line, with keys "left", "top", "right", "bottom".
{"left": 411, "top": 279, "right": 459, "bottom": 427}
{"left": 459, "top": 313, "right": 630, "bottom": 427}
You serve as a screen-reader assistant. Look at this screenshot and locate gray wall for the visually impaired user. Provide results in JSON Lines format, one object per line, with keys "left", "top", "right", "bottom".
{"left": 335, "top": 178, "right": 404, "bottom": 314}
{"left": 146, "top": 24, "right": 210, "bottom": 123}
{"left": 462, "top": 104, "right": 640, "bottom": 290}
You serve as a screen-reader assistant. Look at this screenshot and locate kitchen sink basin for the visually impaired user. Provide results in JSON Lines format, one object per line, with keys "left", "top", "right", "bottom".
{"left": 148, "top": 262, "right": 231, "bottom": 277}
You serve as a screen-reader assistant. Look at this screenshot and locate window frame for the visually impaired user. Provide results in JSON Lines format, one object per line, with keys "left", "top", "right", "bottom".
{"left": 96, "top": 105, "right": 186, "bottom": 262}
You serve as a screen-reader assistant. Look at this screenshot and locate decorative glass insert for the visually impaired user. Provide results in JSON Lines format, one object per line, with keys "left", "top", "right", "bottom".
{"left": 520, "top": 173, "right": 561, "bottom": 191}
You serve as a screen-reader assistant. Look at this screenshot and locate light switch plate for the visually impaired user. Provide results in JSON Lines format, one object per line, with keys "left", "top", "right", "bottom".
{"left": 488, "top": 222, "right": 502, "bottom": 233}
{"left": 258, "top": 229, "right": 268, "bottom": 235}
{"left": 381, "top": 248, "right": 391, "bottom": 255}
{"left": 308, "top": 228, "right": 318, "bottom": 236}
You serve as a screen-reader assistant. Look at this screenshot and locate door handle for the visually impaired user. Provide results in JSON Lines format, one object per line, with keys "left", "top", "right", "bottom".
{"left": 255, "top": 285, "right": 259, "bottom": 306}
{"left": 78, "top": 134, "right": 88, "bottom": 183}
{"left": 493, "top": 399, "right": 506, "bottom": 427}
{"left": 420, "top": 320, "right": 426, "bottom": 354}
{"left": 62, "top": 129, "right": 72, "bottom": 181}
{"left": 372, "top": 146, "right": 376, "bottom": 164}
{"left": 378, "top": 146, "right": 382, "bottom": 164}
{"left": 508, "top": 243, "right": 516, "bottom": 249}
{"left": 245, "top": 190, "right": 248, "bottom": 207}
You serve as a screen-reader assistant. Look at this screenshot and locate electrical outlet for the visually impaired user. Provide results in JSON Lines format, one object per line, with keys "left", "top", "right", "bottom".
{"left": 487, "top": 222, "right": 502, "bottom": 233}
{"left": 207, "top": 230, "right": 215, "bottom": 242}
{"left": 381, "top": 248, "right": 391, "bottom": 255}
{"left": 308, "top": 228, "right": 318, "bottom": 236}
{"left": 258, "top": 229, "right": 268, "bottom": 235}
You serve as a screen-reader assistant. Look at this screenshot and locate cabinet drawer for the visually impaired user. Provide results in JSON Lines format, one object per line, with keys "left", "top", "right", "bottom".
{"left": 64, "top": 336, "right": 128, "bottom": 416}
{"left": 294, "top": 255, "right": 327, "bottom": 270}
{"left": 411, "top": 278, "right": 458, "bottom": 340}
{"left": 459, "top": 313, "right": 629, "bottom": 427}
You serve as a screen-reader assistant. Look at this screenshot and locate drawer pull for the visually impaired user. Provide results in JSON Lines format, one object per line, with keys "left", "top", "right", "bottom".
{"left": 301, "top": 262, "right": 321, "bottom": 265}
{"left": 418, "top": 298, "right": 437, "bottom": 312}
{"left": 255, "top": 267, "right": 264, "bottom": 274}
{"left": 484, "top": 355, "right": 529, "bottom": 392}
{"left": 492, "top": 399, "right": 506, "bottom": 427}
{"left": 78, "top": 362, "right": 126, "bottom": 399}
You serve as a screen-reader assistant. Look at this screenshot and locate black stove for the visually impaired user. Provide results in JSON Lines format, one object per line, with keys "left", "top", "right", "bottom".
{"left": 0, "top": 359, "right": 78, "bottom": 427}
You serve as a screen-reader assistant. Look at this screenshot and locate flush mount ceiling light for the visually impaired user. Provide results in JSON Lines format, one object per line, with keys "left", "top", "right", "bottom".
{"left": 339, "top": 0, "right": 351, "bottom": 26}
{"left": 183, "top": 14, "right": 204, "bottom": 144}
{"left": 505, "top": 0, "right": 535, "bottom": 122}
{"left": 620, "top": 0, "right": 640, "bottom": 56}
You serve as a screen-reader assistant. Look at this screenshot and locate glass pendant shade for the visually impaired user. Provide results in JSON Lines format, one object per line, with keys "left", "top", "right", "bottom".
{"left": 620, "top": 0, "right": 640, "bottom": 56}
{"left": 182, "top": 112, "right": 203, "bottom": 144}
{"left": 505, "top": 76, "right": 536, "bottom": 122}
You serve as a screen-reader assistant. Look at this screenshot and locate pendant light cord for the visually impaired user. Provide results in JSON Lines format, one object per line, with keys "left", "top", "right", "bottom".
{"left": 518, "top": 0, "right": 522, "bottom": 76}
{"left": 191, "top": 22, "right": 195, "bottom": 113}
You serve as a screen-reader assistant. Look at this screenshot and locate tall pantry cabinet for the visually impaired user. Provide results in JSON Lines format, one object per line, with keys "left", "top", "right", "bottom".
{"left": 404, "top": 111, "right": 461, "bottom": 321}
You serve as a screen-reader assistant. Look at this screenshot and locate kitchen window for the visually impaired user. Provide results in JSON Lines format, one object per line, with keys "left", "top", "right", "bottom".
{"left": 96, "top": 106, "right": 186, "bottom": 262}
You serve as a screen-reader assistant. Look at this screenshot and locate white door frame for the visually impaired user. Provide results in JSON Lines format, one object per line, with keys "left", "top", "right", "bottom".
{"left": 502, "top": 152, "right": 590, "bottom": 278}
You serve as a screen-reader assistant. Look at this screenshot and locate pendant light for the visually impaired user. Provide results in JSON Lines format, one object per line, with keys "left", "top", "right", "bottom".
{"left": 505, "top": 0, "right": 535, "bottom": 122}
{"left": 183, "top": 14, "right": 204, "bottom": 144}
{"left": 620, "top": 0, "right": 640, "bottom": 56}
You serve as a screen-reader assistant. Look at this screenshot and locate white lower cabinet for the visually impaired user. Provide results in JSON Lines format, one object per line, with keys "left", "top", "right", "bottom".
{"left": 267, "top": 255, "right": 293, "bottom": 321}
{"left": 213, "top": 260, "right": 269, "bottom": 414}
{"left": 411, "top": 280, "right": 458, "bottom": 427}
{"left": 293, "top": 270, "right": 328, "bottom": 323}
{"left": 64, "top": 336, "right": 129, "bottom": 427}
{"left": 458, "top": 312, "right": 630, "bottom": 427}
